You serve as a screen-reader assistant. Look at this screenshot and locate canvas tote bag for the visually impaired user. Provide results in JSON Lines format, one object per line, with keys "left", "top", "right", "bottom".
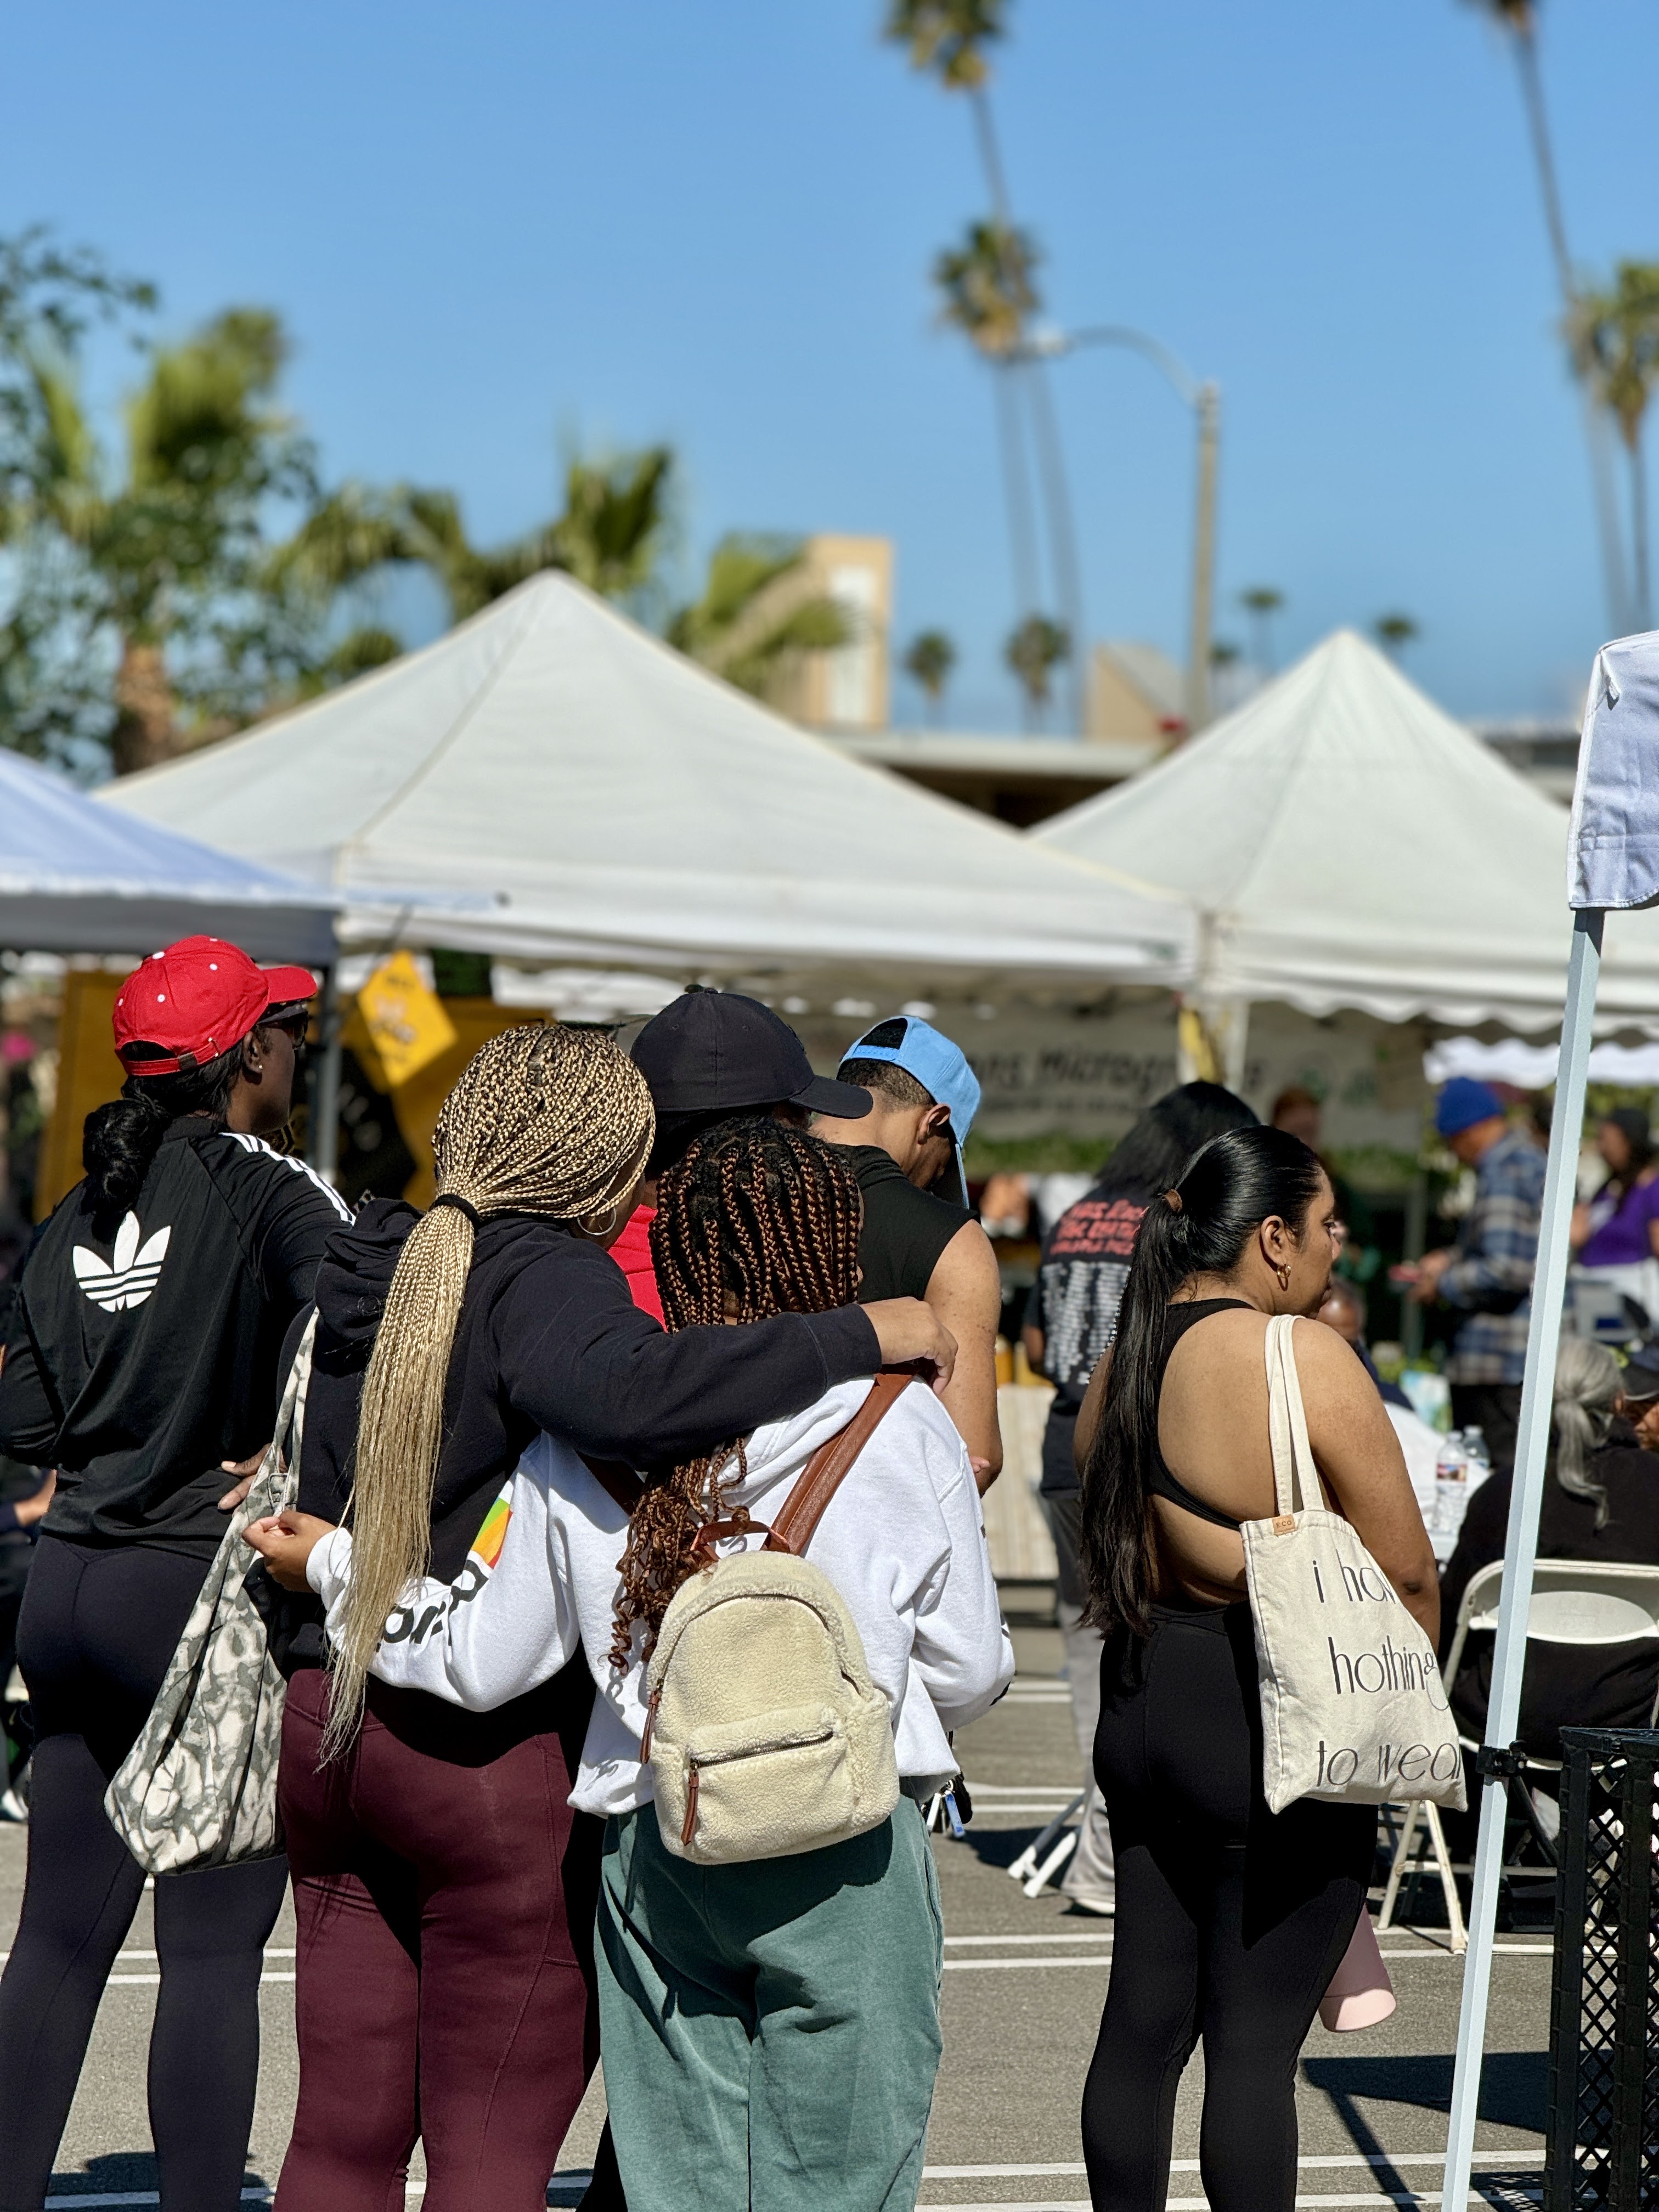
{"left": 1242, "top": 1314, "right": 1465, "bottom": 1816}
{"left": 105, "top": 1313, "right": 317, "bottom": 1874}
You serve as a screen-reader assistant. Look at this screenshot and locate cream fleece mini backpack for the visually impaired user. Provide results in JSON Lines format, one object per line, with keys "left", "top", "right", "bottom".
{"left": 640, "top": 1374, "right": 910, "bottom": 1865}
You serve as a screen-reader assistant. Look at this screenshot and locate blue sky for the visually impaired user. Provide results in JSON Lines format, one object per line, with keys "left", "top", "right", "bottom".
{"left": 5, "top": 1, "right": 1656, "bottom": 726}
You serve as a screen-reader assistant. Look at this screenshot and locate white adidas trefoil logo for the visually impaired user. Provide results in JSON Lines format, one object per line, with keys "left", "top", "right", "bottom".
{"left": 72, "top": 1211, "right": 172, "bottom": 1313}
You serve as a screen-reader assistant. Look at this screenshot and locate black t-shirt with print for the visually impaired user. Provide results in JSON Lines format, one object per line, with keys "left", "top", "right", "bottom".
{"left": 0, "top": 1120, "right": 351, "bottom": 1555}
{"left": 1029, "top": 1179, "right": 1148, "bottom": 1496}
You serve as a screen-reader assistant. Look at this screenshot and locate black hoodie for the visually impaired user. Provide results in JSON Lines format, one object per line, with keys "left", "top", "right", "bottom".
{"left": 286, "top": 1199, "right": 881, "bottom": 1591}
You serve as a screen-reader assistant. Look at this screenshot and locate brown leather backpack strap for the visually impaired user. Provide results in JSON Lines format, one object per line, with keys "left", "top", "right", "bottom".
{"left": 580, "top": 1455, "right": 646, "bottom": 1517}
{"left": 771, "top": 1371, "right": 914, "bottom": 1558}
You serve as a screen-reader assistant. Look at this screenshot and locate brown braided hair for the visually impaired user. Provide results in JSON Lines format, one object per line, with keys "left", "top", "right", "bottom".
{"left": 328, "top": 1022, "right": 653, "bottom": 1753}
{"left": 610, "top": 1117, "right": 863, "bottom": 1662}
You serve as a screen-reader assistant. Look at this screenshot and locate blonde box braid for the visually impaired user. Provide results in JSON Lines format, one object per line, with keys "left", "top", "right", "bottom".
{"left": 326, "top": 1022, "right": 653, "bottom": 1753}
{"left": 611, "top": 1118, "right": 862, "bottom": 1662}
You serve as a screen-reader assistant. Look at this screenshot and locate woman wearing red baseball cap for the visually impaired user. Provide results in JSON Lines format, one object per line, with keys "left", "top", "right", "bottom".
{"left": 0, "top": 935, "right": 352, "bottom": 2211}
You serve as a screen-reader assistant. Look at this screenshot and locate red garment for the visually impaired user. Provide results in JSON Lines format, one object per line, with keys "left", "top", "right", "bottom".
{"left": 610, "top": 1203, "right": 663, "bottom": 1323}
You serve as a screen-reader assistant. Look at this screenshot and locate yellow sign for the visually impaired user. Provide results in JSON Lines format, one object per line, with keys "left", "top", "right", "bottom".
{"left": 356, "top": 953, "right": 458, "bottom": 1090}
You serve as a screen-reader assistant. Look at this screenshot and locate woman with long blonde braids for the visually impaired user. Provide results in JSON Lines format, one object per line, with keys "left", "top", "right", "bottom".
{"left": 246, "top": 1025, "right": 957, "bottom": 2212}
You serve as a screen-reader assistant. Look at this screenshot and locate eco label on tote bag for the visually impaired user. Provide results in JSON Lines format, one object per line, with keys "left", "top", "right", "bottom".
{"left": 1243, "top": 1316, "right": 1465, "bottom": 1815}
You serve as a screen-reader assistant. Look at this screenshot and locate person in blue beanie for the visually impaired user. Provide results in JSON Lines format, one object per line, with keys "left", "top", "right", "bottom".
{"left": 1395, "top": 1077, "right": 1544, "bottom": 1474}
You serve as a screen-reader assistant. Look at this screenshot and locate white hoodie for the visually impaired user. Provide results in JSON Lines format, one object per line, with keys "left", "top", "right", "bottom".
{"left": 307, "top": 1376, "right": 1014, "bottom": 1819}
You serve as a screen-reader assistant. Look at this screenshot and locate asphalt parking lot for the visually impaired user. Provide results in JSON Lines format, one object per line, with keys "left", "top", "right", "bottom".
{"left": 1, "top": 1605, "right": 1549, "bottom": 2209}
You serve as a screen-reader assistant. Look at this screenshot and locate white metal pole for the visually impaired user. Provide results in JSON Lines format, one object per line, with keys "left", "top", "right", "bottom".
{"left": 1441, "top": 905, "right": 1603, "bottom": 2211}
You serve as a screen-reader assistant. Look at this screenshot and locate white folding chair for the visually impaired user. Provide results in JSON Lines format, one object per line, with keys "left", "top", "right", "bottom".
{"left": 1378, "top": 1558, "right": 1659, "bottom": 1951}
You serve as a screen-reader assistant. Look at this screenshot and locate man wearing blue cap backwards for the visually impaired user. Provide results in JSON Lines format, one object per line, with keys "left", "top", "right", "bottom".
{"left": 1394, "top": 1076, "right": 1545, "bottom": 1475}
{"left": 813, "top": 1015, "right": 1004, "bottom": 1492}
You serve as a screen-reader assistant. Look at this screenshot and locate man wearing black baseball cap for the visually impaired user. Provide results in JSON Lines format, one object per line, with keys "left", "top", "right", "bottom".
{"left": 627, "top": 989, "right": 1003, "bottom": 1489}
{"left": 631, "top": 988, "right": 873, "bottom": 1172}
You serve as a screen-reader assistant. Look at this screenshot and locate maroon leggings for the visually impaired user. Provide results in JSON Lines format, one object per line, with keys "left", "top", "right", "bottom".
{"left": 275, "top": 1664, "right": 603, "bottom": 2212}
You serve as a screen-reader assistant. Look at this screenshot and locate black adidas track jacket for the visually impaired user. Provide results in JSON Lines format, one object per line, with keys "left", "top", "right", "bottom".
{"left": 0, "top": 1119, "right": 349, "bottom": 1554}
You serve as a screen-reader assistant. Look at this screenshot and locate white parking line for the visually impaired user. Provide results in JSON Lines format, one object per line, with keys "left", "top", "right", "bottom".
{"left": 960, "top": 1783, "right": 1080, "bottom": 1796}
{"left": 944, "top": 1932, "right": 1115, "bottom": 1946}
{"left": 922, "top": 2157, "right": 1543, "bottom": 2177}
{"left": 943, "top": 1955, "right": 1110, "bottom": 1971}
{"left": 918, "top": 2198, "right": 1539, "bottom": 2211}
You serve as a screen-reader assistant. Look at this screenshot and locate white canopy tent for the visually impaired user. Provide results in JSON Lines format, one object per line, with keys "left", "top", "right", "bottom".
{"left": 100, "top": 572, "right": 1194, "bottom": 991}
{"left": 0, "top": 746, "right": 336, "bottom": 964}
{"left": 1033, "top": 628, "right": 1659, "bottom": 1036}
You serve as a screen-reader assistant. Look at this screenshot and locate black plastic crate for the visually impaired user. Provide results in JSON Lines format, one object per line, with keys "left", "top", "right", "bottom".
{"left": 1547, "top": 1729, "right": 1659, "bottom": 2210}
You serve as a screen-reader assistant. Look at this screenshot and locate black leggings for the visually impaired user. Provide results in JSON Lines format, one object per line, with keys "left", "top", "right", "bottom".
{"left": 1083, "top": 1604, "right": 1375, "bottom": 2212}
{"left": 0, "top": 1534, "right": 288, "bottom": 2212}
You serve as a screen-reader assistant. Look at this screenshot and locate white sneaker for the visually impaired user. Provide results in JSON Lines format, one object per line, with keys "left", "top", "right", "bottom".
{"left": 1065, "top": 1889, "right": 1115, "bottom": 1916}
{"left": 0, "top": 1787, "right": 29, "bottom": 1824}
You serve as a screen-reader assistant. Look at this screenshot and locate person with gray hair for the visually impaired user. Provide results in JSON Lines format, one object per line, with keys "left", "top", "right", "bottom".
{"left": 1440, "top": 1336, "right": 1659, "bottom": 1757}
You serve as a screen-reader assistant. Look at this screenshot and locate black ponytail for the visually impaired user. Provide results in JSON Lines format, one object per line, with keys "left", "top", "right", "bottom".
{"left": 1080, "top": 1125, "right": 1326, "bottom": 1634}
{"left": 82, "top": 1042, "right": 244, "bottom": 1221}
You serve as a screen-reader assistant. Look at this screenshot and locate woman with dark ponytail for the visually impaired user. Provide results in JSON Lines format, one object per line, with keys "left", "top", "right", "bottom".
{"left": 1074, "top": 1126, "right": 1437, "bottom": 2212}
{"left": 0, "top": 935, "right": 350, "bottom": 2212}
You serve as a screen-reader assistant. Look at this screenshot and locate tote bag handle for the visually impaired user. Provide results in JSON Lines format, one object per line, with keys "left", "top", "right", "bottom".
{"left": 1265, "top": 1313, "right": 1328, "bottom": 1518}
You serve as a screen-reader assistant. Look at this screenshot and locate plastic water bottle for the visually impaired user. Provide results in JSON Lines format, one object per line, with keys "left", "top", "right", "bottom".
{"left": 1462, "top": 1426, "right": 1492, "bottom": 1492}
{"left": 1435, "top": 1429, "right": 1470, "bottom": 1538}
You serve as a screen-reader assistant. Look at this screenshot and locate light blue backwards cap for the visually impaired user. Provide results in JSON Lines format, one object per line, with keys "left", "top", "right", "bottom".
{"left": 839, "top": 1015, "right": 981, "bottom": 1207}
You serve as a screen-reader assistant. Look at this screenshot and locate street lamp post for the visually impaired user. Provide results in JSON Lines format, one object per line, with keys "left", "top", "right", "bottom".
{"left": 1028, "top": 325, "right": 1221, "bottom": 736}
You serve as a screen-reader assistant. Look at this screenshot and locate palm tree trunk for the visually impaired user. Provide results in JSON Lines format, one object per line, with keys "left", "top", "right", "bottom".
{"left": 1508, "top": 22, "right": 1632, "bottom": 629}
{"left": 970, "top": 82, "right": 1088, "bottom": 707}
{"left": 993, "top": 363, "right": 1041, "bottom": 620}
{"left": 1024, "top": 359, "right": 1087, "bottom": 734}
{"left": 110, "top": 640, "right": 178, "bottom": 775}
{"left": 969, "top": 87, "right": 1014, "bottom": 228}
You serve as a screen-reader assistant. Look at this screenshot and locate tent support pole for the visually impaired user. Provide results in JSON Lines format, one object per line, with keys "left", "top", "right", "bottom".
{"left": 309, "top": 965, "right": 343, "bottom": 1186}
{"left": 1441, "top": 904, "right": 1602, "bottom": 2211}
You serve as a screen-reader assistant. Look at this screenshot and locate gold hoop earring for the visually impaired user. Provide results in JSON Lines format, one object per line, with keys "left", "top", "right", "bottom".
{"left": 1275, "top": 1262, "right": 1290, "bottom": 1291}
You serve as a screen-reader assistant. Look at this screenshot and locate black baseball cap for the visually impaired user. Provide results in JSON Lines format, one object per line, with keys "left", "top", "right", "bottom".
{"left": 1622, "top": 1346, "right": 1659, "bottom": 1404}
{"left": 632, "top": 990, "right": 872, "bottom": 1120}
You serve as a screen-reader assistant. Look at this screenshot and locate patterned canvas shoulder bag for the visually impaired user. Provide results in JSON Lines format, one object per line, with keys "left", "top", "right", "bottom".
{"left": 105, "top": 1313, "right": 317, "bottom": 1873}
{"left": 1243, "top": 1313, "right": 1465, "bottom": 1815}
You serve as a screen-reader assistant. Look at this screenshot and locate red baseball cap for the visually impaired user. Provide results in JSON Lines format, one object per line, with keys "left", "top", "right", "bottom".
{"left": 112, "top": 936, "right": 319, "bottom": 1077}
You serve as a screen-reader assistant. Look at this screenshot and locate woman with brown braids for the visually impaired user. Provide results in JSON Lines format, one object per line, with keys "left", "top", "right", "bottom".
{"left": 242, "top": 1030, "right": 956, "bottom": 2212}
{"left": 601, "top": 1121, "right": 1011, "bottom": 2212}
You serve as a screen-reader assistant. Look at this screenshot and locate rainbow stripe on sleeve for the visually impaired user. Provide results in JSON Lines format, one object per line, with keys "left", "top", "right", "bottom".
{"left": 470, "top": 1495, "right": 512, "bottom": 1571}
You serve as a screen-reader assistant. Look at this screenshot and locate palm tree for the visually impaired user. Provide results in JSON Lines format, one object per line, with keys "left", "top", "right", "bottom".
{"left": 903, "top": 629, "right": 957, "bottom": 721}
{"left": 1239, "top": 585, "right": 1284, "bottom": 672}
{"left": 1581, "top": 264, "right": 1659, "bottom": 628}
{"left": 667, "top": 535, "right": 848, "bottom": 700}
{"left": 1462, "top": 0, "right": 1631, "bottom": 629}
{"left": 933, "top": 219, "right": 1040, "bottom": 363}
{"left": 889, "top": 1, "right": 1085, "bottom": 730}
{"left": 274, "top": 446, "right": 674, "bottom": 629}
{"left": 3, "top": 307, "right": 315, "bottom": 771}
{"left": 1374, "top": 612, "right": 1420, "bottom": 658}
{"left": 1005, "top": 612, "right": 1067, "bottom": 727}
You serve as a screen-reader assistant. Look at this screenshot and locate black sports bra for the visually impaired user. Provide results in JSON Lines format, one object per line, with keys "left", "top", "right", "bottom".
{"left": 1147, "top": 1299, "right": 1254, "bottom": 1532}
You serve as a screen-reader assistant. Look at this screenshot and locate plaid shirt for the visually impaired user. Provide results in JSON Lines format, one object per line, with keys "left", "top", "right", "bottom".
{"left": 1438, "top": 1127, "right": 1545, "bottom": 1385}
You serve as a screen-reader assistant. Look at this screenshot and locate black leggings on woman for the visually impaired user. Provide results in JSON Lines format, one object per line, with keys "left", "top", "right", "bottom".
{"left": 1083, "top": 1603, "right": 1375, "bottom": 2212}
{"left": 0, "top": 1534, "right": 288, "bottom": 2212}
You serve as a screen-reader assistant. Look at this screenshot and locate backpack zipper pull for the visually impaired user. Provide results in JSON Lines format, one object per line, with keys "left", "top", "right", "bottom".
{"left": 681, "top": 1764, "right": 699, "bottom": 1848}
{"left": 639, "top": 1686, "right": 661, "bottom": 1763}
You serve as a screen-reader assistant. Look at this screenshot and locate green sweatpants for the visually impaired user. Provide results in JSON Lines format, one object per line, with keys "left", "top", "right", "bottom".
{"left": 596, "top": 1798, "right": 945, "bottom": 2211}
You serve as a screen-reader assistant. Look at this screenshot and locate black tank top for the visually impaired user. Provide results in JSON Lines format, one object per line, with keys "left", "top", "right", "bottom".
{"left": 1148, "top": 1299, "right": 1255, "bottom": 1532}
